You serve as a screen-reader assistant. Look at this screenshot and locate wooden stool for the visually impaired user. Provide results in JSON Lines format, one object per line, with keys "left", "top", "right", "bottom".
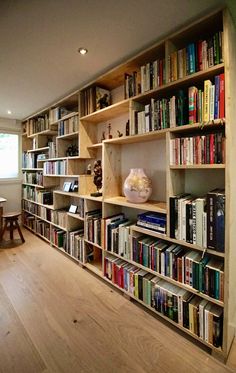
{"left": 0, "top": 212, "right": 25, "bottom": 243}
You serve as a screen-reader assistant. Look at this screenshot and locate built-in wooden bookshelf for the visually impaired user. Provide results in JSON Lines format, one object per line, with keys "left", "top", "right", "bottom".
{"left": 21, "top": 7, "right": 236, "bottom": 362}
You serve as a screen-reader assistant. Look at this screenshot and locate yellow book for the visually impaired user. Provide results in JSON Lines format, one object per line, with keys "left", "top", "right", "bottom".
{"left": 203, "top": 79, "right": 212, "bottom": 122}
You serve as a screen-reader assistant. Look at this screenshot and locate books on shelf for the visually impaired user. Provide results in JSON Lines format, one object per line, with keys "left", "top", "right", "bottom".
{"left": 58, "top": 115, "right": 78, "bottom": 136}
{"left": 103, "top": 254, "right": 223, "bottom": 348}
{"left": 170, "top": 130, "right": 225, "bottom": 166}
{"left": 167, "top": 31, "right": 223, "bottom": 83}
{"left": 169, "top": 190, "right": 225, "bottom": 252}
{"left": 136, "top": 211, "right": 166, "bottom": 234}
{"left": 43, "top": 160, "right": 67, "bottom": 175}
{"left": 80, "top": 86, "right": 111, "bottom": 116}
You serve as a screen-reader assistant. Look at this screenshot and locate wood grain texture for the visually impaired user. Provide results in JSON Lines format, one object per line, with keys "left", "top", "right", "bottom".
{"left": 0, "top": 228, "right": 235, "bottom": 373}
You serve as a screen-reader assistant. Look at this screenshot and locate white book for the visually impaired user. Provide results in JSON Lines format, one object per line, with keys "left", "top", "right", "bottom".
{"left": 199, "top": 299, "right": 208, "bottom": 340}
{"left": 202, "top": 211, "right": 207, "bottom": 248}
{"left": 195, "top": 197, "right": 206, "bottom": 247}
{"left": 209, "top": 84, "right": 215, "bottom": 121}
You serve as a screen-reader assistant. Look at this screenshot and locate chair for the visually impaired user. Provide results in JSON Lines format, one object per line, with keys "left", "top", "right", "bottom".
{"left": 0, "top": 212, "right": 25, "bottom": 243}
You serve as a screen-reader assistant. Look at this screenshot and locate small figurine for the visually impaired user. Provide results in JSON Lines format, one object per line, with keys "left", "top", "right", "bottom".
{"left": 86, "top": 164, "right": 92, "bottom": 175}
{"left": 117, "top": 130, "right": 123, "bottom": 137}
{"left": 91, "top": 160, "right": 102, "bottom": 197}
{"left": 108, "top": 123, "right": 112, "bottom": 139}
{"left": 101, "top": 131, "right": 106, "bottom": 142}
{"left": 126, "top": 120, "right": 130, "bottom": 136}
{"left": 97, "top": 93, "right": 110, "bottom": 110}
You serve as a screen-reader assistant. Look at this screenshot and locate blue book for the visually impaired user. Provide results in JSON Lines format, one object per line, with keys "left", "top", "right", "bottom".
{"left": 214, "top": 75, "right": 220, "bottom": 119}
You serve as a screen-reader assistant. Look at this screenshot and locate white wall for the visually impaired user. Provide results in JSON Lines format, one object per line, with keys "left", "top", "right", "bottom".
{"left": 0, "top": 118, "right": 22, "bottom": 215}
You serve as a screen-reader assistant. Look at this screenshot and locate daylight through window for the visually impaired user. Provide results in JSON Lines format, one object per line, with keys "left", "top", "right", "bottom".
{"left": 0, "top": 133, "right": 19, "bottom": 178}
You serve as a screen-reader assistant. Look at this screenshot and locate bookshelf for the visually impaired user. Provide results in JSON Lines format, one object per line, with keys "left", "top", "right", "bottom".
{"left": 21, "top": 7, "right": 236, "bottom": 361}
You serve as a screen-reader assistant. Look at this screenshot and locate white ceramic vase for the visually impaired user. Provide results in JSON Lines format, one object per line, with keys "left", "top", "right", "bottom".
{"left": 123, "top": 168, "right": 152, "bottom": 203}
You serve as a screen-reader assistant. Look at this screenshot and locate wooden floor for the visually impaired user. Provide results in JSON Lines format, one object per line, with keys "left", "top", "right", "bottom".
{"left": 0, "top": 228, "right": 236, "bottom": 373}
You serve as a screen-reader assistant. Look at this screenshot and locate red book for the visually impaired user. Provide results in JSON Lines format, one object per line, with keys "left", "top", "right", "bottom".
{"left": 197, "top": 40, "right": 203, "bottom": 71}
{"left": 210, "top": 133, "right": 214, "bottom": 164}
{"left": 219, "top": 73, "right": 225, "bottom": 118}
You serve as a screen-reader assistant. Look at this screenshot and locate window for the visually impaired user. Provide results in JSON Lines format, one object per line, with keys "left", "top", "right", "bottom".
{"left": 0, "top": 133, "right": 19, "bottom": 179}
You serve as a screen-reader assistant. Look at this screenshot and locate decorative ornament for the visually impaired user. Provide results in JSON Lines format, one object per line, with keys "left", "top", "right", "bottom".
{"left": 123, "top": 168, "right": 152, "bottom": 203}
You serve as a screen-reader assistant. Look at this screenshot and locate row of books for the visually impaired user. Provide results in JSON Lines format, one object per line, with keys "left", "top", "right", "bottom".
{"left": 27, "top": 114, "right": 50, "bottom": 136}
{"left": 22, "top": 186, "right": 53, "bottom": 205}
{"left": 35, "top": 219, "right": 50, "bottom": 241}
{"left": 168, "top": 31, "right": 223, "bottom": 83}
{"left": 22, "top": 152, "right": 39, "bottom": 169}
{"left": 23, "top": 200, "right": 52, "bottom": 222}
{"left": 104, "top": 255, "right": 223, "bottom": 347}
{"left": 103, "top": 213, "right": 133, "bottom": 257}
{"left": 124, "top": 59, "right": 166, "bottom": 99}
{"left": 130, "top": 74, "right": 224, "bottom": 135}
{"left": 49, "top": 106, "right": 75, "bottom": 124}
{"left": 48, "top": 140, "right": 57, "bottom": 159}
{"left": 23, "top": 213, "right": 35, "bottom": 230}
{"left": 188, "top": 74, "right": 225, "bottom": 124}
{"left": 170, "top": 131, "right": 225, "bottom": 165}
{"left": 51, "top": 227, "right": 67, "bottom": 248}
{"left": 137, "top": 211, "right": 166, "bottom": 234}
{"left": 43, "top": 160, "right": 67, "bottom": 175}
{"left": 169, "top": 190, "right": 225, "bottom": 252}
{"left": 132, "top": 234, "right": 223, "bottom": 301}
{"left": 80, "top": 86, "right": 111, "bottom": 117}
{"left": 22, "top": 171, "right": 44, "bottom": 186}
{"left": 85, "top": 209, "right": 102, "bottom": 246}
{"left": 58, "top": 115, "right": 79, "bottom": 136}
{"left": 66, "top": 229, "right": 84, "bottom": 261}
{"left": 51, "top": 209, "right": 68, "bottom": 229}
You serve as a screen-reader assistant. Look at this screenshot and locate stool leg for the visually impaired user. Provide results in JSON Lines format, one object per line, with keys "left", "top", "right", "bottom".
{"left": 15, "top": 220, "right": 25, "bottom": 243}
{"left": 0, "top": 221, "right": 7, "bottom": 241}
{"left": 10, "top": 221, "right": 14, "bottom": 240}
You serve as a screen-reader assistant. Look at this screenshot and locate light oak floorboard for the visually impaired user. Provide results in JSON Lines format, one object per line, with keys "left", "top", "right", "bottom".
{"left": 0, "top": 228, "right": 235, "bottom": 373}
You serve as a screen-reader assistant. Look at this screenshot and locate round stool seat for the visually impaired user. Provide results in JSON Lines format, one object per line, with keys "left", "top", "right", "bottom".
{"left": 2, "top": 212, "right": 21, "bottom": 219}
{"left": 1, "top": 212, "right": 25, "bottom": 244}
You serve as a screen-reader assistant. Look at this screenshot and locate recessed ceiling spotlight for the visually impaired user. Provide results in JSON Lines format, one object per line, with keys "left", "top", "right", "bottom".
{"left": 78, "top": 47, "right": 88, "bottom": 55}
{"left": 7, "top": 110, "right": 12, "bottom": 115}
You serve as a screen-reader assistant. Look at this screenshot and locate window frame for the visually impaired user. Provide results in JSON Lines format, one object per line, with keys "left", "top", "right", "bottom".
{"left": 0, "top": 128, "right": 21, "bottom": 184}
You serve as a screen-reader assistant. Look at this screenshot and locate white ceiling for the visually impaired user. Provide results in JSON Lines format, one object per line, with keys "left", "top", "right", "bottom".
{"left": 0, "top": 0, "right": 226, "bottom": 120}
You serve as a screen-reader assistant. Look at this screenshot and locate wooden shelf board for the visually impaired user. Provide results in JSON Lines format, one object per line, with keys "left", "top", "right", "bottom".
{"left": 22, "top": 198, "right": 55, "bottom": 210}
{"left": 57, "top": 131, "right": 79, "bottom": 139}
{"left": 106, "top": 251, "right": 224, "bottom": 307}
{"left": 170, "top": 164, "right": 225, "bottom": 170}
{"left": 169, "top": 119, "right": 225, "bottom": 133}
{"left": 22, "top": 168, "right": 43, "bottom": 171}
{"left": 104, "top": 196, "right": 167, "bottom": 214}
{"left": 67, "top": 212, "right": 84, "bottom": 221}
{"left": 50, "top": 111, "right": 79, "bottom": 126}
{"left": 53, "top": 190, "right": 80, "bottom": 197}
{"left": 102, "top": 276, "right": 223, "bottom": 353}
{"left": 35, "top": 232, "right": 51, "bottom": 244}
{"left": 28, "top": 146, "right": 49, "bottom": 153}
{"left": 85, "top": 261, "right": 103, "bottom": 276}
{"left": 43, "top": 174, "right": 79, "bottom": 177}
{"left": 87, "top": 143, "right": 103, "bottom": 149}
{"left": 45, "top": 156, "right": 80, "bottom": 161}
{"left": 53, "top": 245, "right": 84, "bottom": 265}
{"left": 80, "top": 99, "right": 129, "bottom": 123}
{"left": 22, "top": 183, "right": 44, "bottom": 188}
{"left": 28, "top": 129, "right": 57, "bottom": 138}
{"left": 84, "top": 238, "right": 102, "bottom": 250}
{"left": 80, "top": 195, "right": 103, "bottom": 202}
{"left": 103, "top": 129, "right": 167, "bottom": 145}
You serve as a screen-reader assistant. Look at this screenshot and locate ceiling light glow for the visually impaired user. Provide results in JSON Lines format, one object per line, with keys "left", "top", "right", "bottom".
{"left": 7, "top": 110, "right": 12, "bottom": 115}
{"left": 78, "top": 47, "right": 88, "bottom": 55}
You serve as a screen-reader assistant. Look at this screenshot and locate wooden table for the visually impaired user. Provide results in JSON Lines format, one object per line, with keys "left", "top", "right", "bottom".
{"left": 0, "top": 197, "right": 7, "bottom": 236}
